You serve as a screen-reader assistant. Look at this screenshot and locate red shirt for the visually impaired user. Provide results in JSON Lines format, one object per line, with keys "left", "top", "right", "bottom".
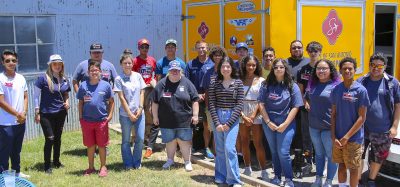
{"left": 132, "top": 55, "right": 156, "bottom": 85}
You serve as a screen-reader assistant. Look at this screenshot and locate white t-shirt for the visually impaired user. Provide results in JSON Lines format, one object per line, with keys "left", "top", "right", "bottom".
{"left": 0, "top": 72, "right": 27, "bottom": 126}
{"left": 114, "top": 72, "right": 146, "bottom": 117}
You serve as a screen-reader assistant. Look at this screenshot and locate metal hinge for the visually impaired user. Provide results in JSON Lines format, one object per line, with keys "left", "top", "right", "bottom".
{"left": 250, "top": 7, "right": 270, "bottom": 15}
{"left": 181, "top": 15, "right": 195, "bottom": 21}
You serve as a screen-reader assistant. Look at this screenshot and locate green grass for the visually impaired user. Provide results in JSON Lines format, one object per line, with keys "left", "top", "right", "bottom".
{"left": 20, "top": 130, "right": 215, "bottom": 187}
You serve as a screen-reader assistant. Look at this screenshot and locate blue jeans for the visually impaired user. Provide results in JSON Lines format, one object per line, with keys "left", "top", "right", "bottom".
{"left": 0, "top": 124, "right": 25, "bottom": 173}
{"left": 262, "top": 121, "right": 295, "bottom": 180}
{"left": 309, "top": 127, "right": 338, "bottom": 180}
{"left": 120, "top": 114, "right": 145, "bottom": 169}
{"left": 213, "top": 108, "right": 241, "bottom": 185}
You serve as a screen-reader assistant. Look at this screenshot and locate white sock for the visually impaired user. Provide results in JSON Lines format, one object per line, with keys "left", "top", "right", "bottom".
{"left": 338, "top": 183, "right": 347, "bottom": 187}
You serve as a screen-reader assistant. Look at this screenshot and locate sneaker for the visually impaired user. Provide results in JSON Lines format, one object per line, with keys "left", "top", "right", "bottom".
{"left": 144, "top": 148, "right": 153, "bottom": 159}
{"left": 98, "top": 167, "right": 108, "bottom": 177}
{"left": 162, "top": 159, "right": 174, "bottom": 169}
{"left": 16, "top": 172, "right": 31, "bottom": 178}
{"left": 367, "top": 180, "right": 376, "bottom": 187}
{"left": 311, "top": 176, "right": 323, "bottom": 187}
{"left": 284, "top": 179, "right": 295, "bottom": 187}
{"left": 45, "top": 168, "right": 53, "bottom": 174}
{"left": 83, "top": 168, "right": 96, "bottom": 176}
{"left": 232, "top": 184, "right": 242, "bottom": 187}
{"left": 184, "top": 161, "right": 193, "bottom": 172}
{"left": 271, "top": 176, "right": 281, "bottom": 186}
{"left": 323, "top": 179, "right": 333, "bottom": 187}
{"left": 261, "top": 170, "right": 270, "bottom": 182}
{"left": 53, "top": 162, "right": 64, "bottom": 168}
{"left": 205, "top": 148, "right": 215, "bottom": 159}
{"left": 243, "top": 166, "right": 252, "bottom": 176}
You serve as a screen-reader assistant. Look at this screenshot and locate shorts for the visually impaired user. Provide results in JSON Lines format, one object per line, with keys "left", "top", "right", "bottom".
{"left": 80, "top": 119, "right": 109, "bottom": 147}
{"left": 332, "top": 142, "right": 363, "bottom": 169}
{"left": 362, "top": 131, "right": 392, "bottom": 164}
{"left": 160, "top": 128, "right": 192, "bottom": 143}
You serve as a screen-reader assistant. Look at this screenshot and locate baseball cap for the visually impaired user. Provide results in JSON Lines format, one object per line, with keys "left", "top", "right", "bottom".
{"left": 236, "top": 42, "right": 248, "bottom": 51}
{"left": 168, "top": 60, "right": 181, "bottom": 71}
{"left": 90, "top": 43, "right": 103, "bottom": 52}
{"left": 165, "top": 38, "right": 177, "bottom": 46}
{"left": 48, "top": 54, "right": 63, "bottom": 65}
{"left": 138, "top": 38, "right": 150, "bottom": 47}
{"left": 123, "top": 48, "right": 133, "bottom": 54}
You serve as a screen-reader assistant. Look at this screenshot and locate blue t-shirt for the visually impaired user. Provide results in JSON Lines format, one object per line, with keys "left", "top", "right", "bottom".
{"left": 35, "top": 74, "right": 71, "bottom": 113}
{"left": 305, "top": 81, "right": 337, "bottom": 130}
{"left": 257, "top": 83, "right": 304, "bottom": 126}
{"left": 199, "top": 62, "right": 216, "bottom": 93}
{"left": 184, "top": 57, "right": 212, "bottom": 93}
{"left": 330, "top": 82, "right": 370, "bottom": 144}
{"left": 76, "top": 80, "right": 113, "bottom": 122}
{"left": 361, "top": 77, "right": 399, "bottom": 133}
{"left": 155, "top": 57, "right": 186, "bottom": 78}
{"left": 73, "top": 59, "right": 118, "bottom": 84}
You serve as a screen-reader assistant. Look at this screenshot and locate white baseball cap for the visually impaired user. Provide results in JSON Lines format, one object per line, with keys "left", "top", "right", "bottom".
{"left": 48, "top": 54, "right": 63, "bottom": 65}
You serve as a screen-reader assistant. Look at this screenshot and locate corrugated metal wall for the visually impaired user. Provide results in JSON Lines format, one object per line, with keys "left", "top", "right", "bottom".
{"left": 0, "top": 0, "right": 181, "bottom": 139}
{"left": 24, "top": 74, "right": 121, "bottom": 140}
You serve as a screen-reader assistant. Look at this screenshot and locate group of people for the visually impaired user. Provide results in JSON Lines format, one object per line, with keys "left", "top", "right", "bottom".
{"left": 0, "top": 38, "right": 399, "bottom": 187}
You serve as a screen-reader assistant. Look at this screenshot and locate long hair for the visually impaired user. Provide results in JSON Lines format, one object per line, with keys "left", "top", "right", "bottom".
{"left": 307, "top": 59, "right": 340, "bottom": 91}
{"left": 265, "top": 58, "right": 293, "bottom": 90}
{"left": 216, "top": 57, "right": 239, "bottom": 81}
{"left": 240, "top": 55, "right": 262, "bottom": 80}
{"left": 45, "top": 62, "right": 65, "bottom": 93}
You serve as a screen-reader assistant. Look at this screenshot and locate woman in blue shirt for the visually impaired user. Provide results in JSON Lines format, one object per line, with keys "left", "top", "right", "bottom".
{"left": 257, "top": 58, "right": 303, "bottom": 187}
{"left": 34, "top": 54, "right": 71, "bottom": 174}
{"left": 305, "top": 59, "right": 340, "bottom": 187}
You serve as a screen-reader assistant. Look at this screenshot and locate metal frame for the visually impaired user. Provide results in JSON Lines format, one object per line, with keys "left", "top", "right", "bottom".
{"left": 0, "top": 15, "right": 55, "bottom": 74}
{"left": 185, "top": 1, "right": 223, "bottom": 61}
{"left": 297, "top": 0, "right": 366, "bottom": 74}
{"left": 373, "top": 2, "right": 398, "bottom": 76}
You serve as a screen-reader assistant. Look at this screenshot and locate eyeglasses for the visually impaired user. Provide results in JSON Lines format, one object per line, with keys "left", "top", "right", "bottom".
{"left": 273, "top": 66, "right": 285, "bottom": 70}
{"left": 291, "top": 46, "right": 302, "bottom": 50}
{"left": 316, "top": 67, "right": 329, "bottom": 72}
{"left": 4, "top": 58, "right": 17, "bottom": 63}
{"left": 140, "top": 45, "right": 149, "bottom": 49}
{"left": 370, "top": 63, "right": 385, "bottom": 69}
{"left": 308, "top": 50, "right": 320, "bottom": 53}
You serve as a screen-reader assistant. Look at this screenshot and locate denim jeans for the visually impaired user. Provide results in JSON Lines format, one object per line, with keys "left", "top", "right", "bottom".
{"left": 262, "top": 121, "right": 295, "bottom": 179}
{"left": 0, "top": 124, "right": 25, "bottom": 173}
{"left": 309, "top": 127, "right": 338, "bottom": 180}
{"left": 120, "top": 114, "right": 145, "bottom": 169}
{"left": 213, "top": 108, "right": 242, "bottom": 185}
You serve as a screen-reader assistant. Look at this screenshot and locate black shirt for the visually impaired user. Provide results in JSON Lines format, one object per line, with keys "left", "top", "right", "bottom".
{"left": 297, "top": 64, "right": 314, "bottom": 90}
{"left": 152, "top": 76, "right": 199, "bottom": 129}
{"left": 286, "top": 57, "right": 310, "bottom": 82}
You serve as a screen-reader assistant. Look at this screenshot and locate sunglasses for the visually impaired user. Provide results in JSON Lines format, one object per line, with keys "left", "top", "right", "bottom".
{"left": 140, "top": 45, "right": 149, "bottom": 49}
{"left": 4, "top": 58, "right": 17, "bottom": 63}
{"left": 370, "top": 63, "right": 385, "bottom": 69}
{"left": 291, "top": 46, "right": 302, "bottom": 50}
{"left": 273, "top": 66, "right": 285, "bottom": 70}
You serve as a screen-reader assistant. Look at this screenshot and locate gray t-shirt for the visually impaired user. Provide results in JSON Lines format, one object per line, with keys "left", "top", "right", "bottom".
{"left": 114, "top": 72, "right": 146, "bottom": 117}
{"left": 286, "top": 57, "right": 310, "bottom": 82}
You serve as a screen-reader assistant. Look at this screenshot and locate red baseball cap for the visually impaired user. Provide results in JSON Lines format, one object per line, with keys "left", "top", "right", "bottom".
{"left": 138, "top": 38, "right": 150, "bottom": 47}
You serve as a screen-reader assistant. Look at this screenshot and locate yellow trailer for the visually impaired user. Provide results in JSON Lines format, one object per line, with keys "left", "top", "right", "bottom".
{"left": 182, "top": 0, "right": 400, "bottom": 79}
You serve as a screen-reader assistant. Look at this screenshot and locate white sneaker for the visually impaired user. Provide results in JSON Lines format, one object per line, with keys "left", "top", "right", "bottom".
{"left": 232, "top": 184, "right": 242, "bottom": 187}
{"left": 261, "top": 170, "right": 270, "bottom": 182}
{"left": 243, "top": 166, "right": 252, "bottom": 176}
{"left": 323, "top": 179, "right": 333, "bottom": 187}
{"left": 162, "top": 159, "right": 174, "bottom": 169}
{"left": 184, "top": 161, "right": 193, "bottom": 172}
{"left": 284, "top": 179, "right": 295, "bottom": 187}
{"left": 311, "top": 176, "right": 323, "bottom": 187}
{"left": 17, "top": 172, "right": 31, "bottom": 178}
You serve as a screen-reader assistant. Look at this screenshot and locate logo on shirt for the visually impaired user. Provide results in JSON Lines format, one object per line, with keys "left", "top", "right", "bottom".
{"left": 4, "top": 82, "right": 13, "bottom": 87}
{"left": 342, "top": 92, "right": 357, "bottom": 102}
{"left": 139, "top": 65, "right": 153, "bottom": 79}
{"left": 102, "top": 69, "right": 110, "bottom": 79}
{"left": 301, "top": 73, "right": 311, "bottom": 80}
{"left": 163, "top": 91, "right": 172, "bottom": 98}
{"left": 179, "top": 86, "right": 185, "bottom": 92}
{"left": 268, "top": 93, "right": 281, "bottom": 100}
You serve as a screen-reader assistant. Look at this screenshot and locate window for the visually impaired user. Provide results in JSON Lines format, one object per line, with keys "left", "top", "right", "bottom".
{"left": 0, "top": 16, "right": 55, "bottom": 73}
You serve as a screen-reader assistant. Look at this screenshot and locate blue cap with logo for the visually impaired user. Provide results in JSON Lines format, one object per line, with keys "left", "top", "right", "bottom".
{"left": 168, "top": 60, "right": 182, "bottom": 71}
{"left": 236, "top": 42, "right": 248, "bottom": 50}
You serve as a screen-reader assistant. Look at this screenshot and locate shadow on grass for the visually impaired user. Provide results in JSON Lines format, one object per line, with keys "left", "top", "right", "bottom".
{"left": 190, "top": 174, "right": 216, "bottom": 185}
{"left": 141, "top": 160, "right": 184, "bottom": 170}
{"left": 25, "top": 162, "right": 45, "bottom": 171}
{"left": 62, "top": 148, "right": 87, "bottom": 157}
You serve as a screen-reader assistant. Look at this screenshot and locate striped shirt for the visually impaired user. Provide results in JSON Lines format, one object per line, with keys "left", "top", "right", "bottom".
{"left": 208, "top": 79, "right": 244, "bottom": 127}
